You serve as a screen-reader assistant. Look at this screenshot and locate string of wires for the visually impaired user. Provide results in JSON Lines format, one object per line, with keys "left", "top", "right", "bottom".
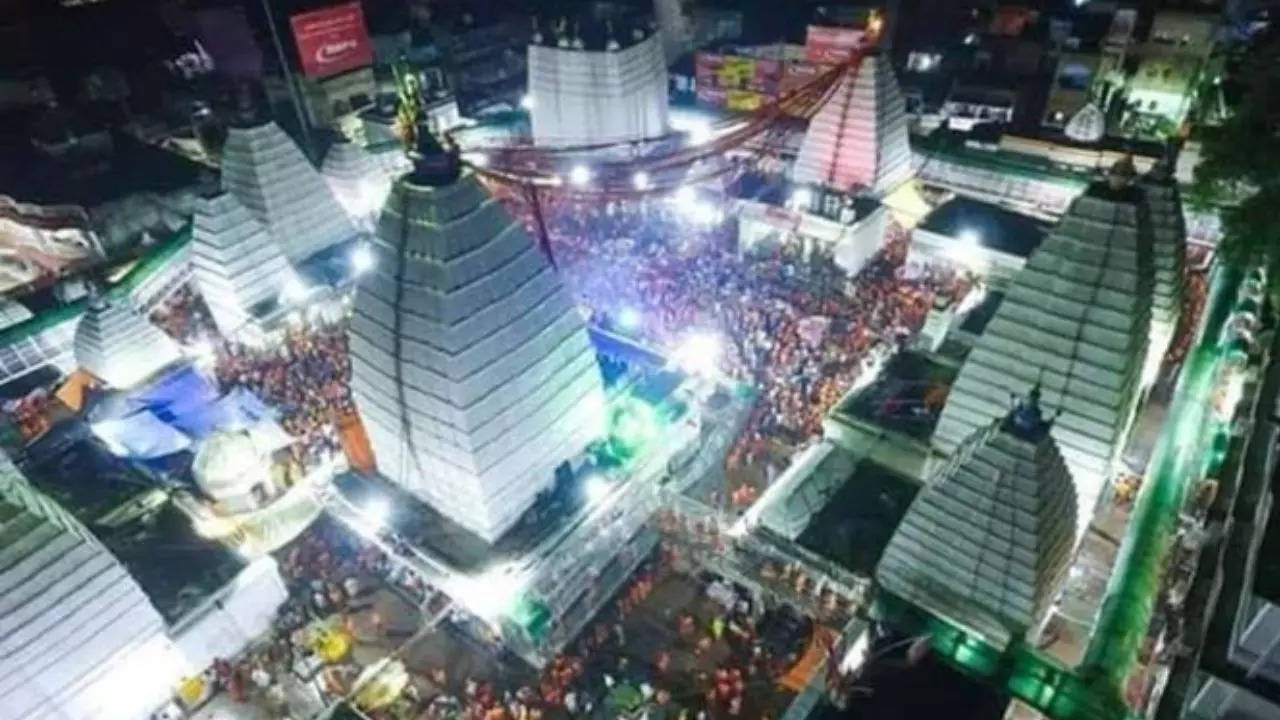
{"left": 445, "top": 52, "right": 867, "bottom": 202}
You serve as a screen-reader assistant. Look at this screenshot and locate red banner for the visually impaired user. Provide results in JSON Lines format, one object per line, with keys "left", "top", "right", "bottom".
{"left": 290, "top": 2, "right": 373, "bottom": 78}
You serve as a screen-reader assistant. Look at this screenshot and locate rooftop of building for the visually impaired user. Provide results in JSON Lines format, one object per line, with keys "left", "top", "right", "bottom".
{"left": 795, "top": 457, "right": 919, "bottom": 576}
{"left": 529, "top": 6, "right": 657, "bottom": 54}
{"left": 0, "top": 128, "right": 207, "bottom": 208}
{"left": 918, "top": 196, "right": 1047, "bottom": 258}
{"left": 832, "top": 350, "right": 958, "bottom": 442}
{"left": 13, "top": 415, "right": 244, "bottom": 624}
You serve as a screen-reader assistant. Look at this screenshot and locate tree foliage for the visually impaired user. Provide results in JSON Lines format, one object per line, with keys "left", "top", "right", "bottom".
{"left": 1190, "top": 27, "right": 1280, "bottom": 280}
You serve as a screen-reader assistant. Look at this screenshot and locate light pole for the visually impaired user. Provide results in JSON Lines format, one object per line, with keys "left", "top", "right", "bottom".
{"left": 260, "top": 0, "right": 315, "bottom": 158}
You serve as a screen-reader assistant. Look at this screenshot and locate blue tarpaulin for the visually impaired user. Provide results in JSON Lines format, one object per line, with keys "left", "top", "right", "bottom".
{"left": 90, "top": 364, "right": 281, "bottom": 460}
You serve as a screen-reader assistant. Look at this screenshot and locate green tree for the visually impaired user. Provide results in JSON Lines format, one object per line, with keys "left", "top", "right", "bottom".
{"left": 1190, "top": 28, "right": 1280, "bottom": 286}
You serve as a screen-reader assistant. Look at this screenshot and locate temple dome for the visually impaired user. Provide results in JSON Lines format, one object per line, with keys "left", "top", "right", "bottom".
{"left": 192, "top": 429, "right": 270, "bottom": 511}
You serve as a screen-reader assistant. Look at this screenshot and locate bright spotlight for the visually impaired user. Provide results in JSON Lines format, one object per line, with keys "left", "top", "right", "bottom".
{"left": 632, "top": 171, "right": 651, "bottom": 191}
{"left": 467, "top": 152, "right": 489, "bottom": 168}
{"left": 569, "top": 164, "right": 592, "bottom": 187}
{"left": 672, "top": 330, "right": 722, "bottom": 378}
{"left": 520, "top": 94, "right": 535, "bottom": 110}
{"left": 361, "top": 497, "right": 390, "bottom": 528}
{"left": 186, "top": 337, "right": 216, "bottom": 366}
{"left": 618, "top": 307, "right": 642, "bottom": 331}
{"left": 351, "top": 243, "right": 375, "bottom": 275}
{"left": 791, "top": 187, "right": 813, "bottom": 209}
{"left": 584, "top": 474, "right": 611, "bottom": 506}
{"left": 452, "top": 565, "right": 522, "bottom": 620}
{"left": 959, "top": 228, "right": 982, "bottom": 246}
{"left": 280, "top": 273, "right": 309, "bottom": 304}
{"left": 673, "top": 185, "right": 697, "bottom": 209}
{"left": 686, "top": 120, "right": 712, "bottom": 145}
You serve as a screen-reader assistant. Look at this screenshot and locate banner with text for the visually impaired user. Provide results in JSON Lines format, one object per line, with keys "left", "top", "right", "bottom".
{"left": 290, "top": 2, "right": 373, "bottom": 78}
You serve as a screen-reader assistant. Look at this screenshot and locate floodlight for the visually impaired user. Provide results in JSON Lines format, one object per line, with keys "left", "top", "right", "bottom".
{"left": 959, "top": 228, "right": 982, "bottom": 246}
{"left": 468, "top": 152, "right": 489, "bottom": 168}
{"left": 791, "top": 187, "right": 813, "bottom": 209}
{"left": 673, "top": 331, "right": 722, "bottom": 377}
{"left": 673, "top": 185, "right": 697, "bottom": 209}
{"left": 618, "top": 307, "right": 643, "bottom": 331}
{"left": 569, "top": 164, "right": 592, "bottom": 187}
{"left": 187, "top": 338, "right": 216, "bottom": 365}
{"left": 584, "top": 474, "right": 611, "bottom": 506}
{"left": 686, "top": 120, "right": 712, "bottom": 145}
{"left": 351, "top": 243, "right": 375, "bottom": 275}
{"left": 280, "top": 273, "right": 309, "bottom": 304}
{"left": 632, "top": 171, "right": 651, "bottom": 191}
{"left": 452, "top": 564, "right": 523, "bottom": 620}
{"left": 520, "top": 94, "right": 536, "bottom": 110}
{"left": 362, "top": 497, "right": 390, "bottom": 528}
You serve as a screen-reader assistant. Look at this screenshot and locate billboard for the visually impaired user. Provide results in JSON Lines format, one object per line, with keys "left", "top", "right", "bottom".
{"left": 805, "top": 25, "right": 865, "bottom": 64}
{"left": 726, "top": 89, "right": 764, "bottom": 112}
{"left": 695, "top": 53, "right": 783, "bottom": 94}
{"left": 290, "top": 2, "right": 373, "bottom": 78}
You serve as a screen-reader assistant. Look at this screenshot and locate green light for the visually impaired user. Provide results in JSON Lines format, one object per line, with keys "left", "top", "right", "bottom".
{"left": 605, "top": 396, "right": 660, "bottom": 462}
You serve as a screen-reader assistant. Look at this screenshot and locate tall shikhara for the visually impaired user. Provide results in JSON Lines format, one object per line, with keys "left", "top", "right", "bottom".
{"left": 74, "top": 293, "right": 181, "bottom": 389}
{"left": 348, "top": 148, "right": 606, "bottom": 543}
{"left": 190, "top": 192, "right": 292, "bottom": 336}
{"left": 220, "top": 121, "right": 356, "bottom": 263}
{"left": 933, "top": 161, "right": 1154, "bottom": 534}
{"left": 878, "top": 389, "right": 1078, "bottom": 648}
{"left": 792, "top": 52, "right": 913, "bottom": 197}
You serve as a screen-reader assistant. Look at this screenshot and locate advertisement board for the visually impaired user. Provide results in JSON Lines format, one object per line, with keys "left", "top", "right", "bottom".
{"left": 695, "top": 53, "right": 724, "bottom": 83}
{"left": 696, "top": 86, "right": 728, "bottom": 107}
{"left": 753, "top": 58, "right": 782, "bottom": 95}
{"left": 718, "top": 56, "right": 755, "bottom": 90}
{"left": 290, "top": 2, "right": 373, "bottom": 78}
{"left": 726, "top": 89, "right": 764, "bottom": 112}
{"left": 804, "top": 25, "right": 864, "bottom": 64}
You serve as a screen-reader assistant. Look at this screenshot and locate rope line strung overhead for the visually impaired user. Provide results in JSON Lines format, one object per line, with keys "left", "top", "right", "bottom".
{"left": 447, "top": 51, "right": 869, "bottom": 201}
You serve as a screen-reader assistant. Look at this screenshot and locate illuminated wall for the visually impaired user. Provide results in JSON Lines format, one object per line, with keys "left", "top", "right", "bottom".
{"left": 190, "top": 192, "right": 293, "bottom": 337}
{"left": 349, "top": 171, "right": 606, "bottom": 543}
{"left": 73, "top": 294, "right": 182, "bottom": 389}
{"left": 528, "top": 33, "right": 669, "bottom": 147}
{"left": 0, "top": 454, "right": 184, "bottom": 720}
{"left": 878, "top": 396, "right": 1076, "bottom": 648}
{"left": 933, "top": 173, "right": 1155, "bottom": 534}
{"left": 321, "top": 140, "right": 389, "bottom": 231}
{"left": 793, "top": 53, "right": 913, "bottom": 197}
{"left": 220, "top": 120, "right": 356, "bottom": 263}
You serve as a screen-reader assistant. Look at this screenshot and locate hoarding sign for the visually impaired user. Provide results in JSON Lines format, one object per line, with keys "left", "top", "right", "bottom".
{"left": 726, "top": 89, "right": 764, "bottom": 112}
{"left": 696, "top": 86, "right": 727, "bottom": 107}
{"left": 290, "top": 2, "right": 373, "bottom": 78}
{"left": 718, "top": 56, "right": 756, "bottom": 90}
{"left": 695, "top": 53, "right": 724, "bottom": 83}
{"left": 804, "top": 25, "right": 864, "bottom": 64}
{"left": 753, "top": 58, "right": 782, "bottom": 95}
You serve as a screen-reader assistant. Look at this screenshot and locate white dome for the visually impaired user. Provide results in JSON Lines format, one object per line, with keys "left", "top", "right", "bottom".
{"left": 192, "top": 429, "right": 269, "bottom": 504}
